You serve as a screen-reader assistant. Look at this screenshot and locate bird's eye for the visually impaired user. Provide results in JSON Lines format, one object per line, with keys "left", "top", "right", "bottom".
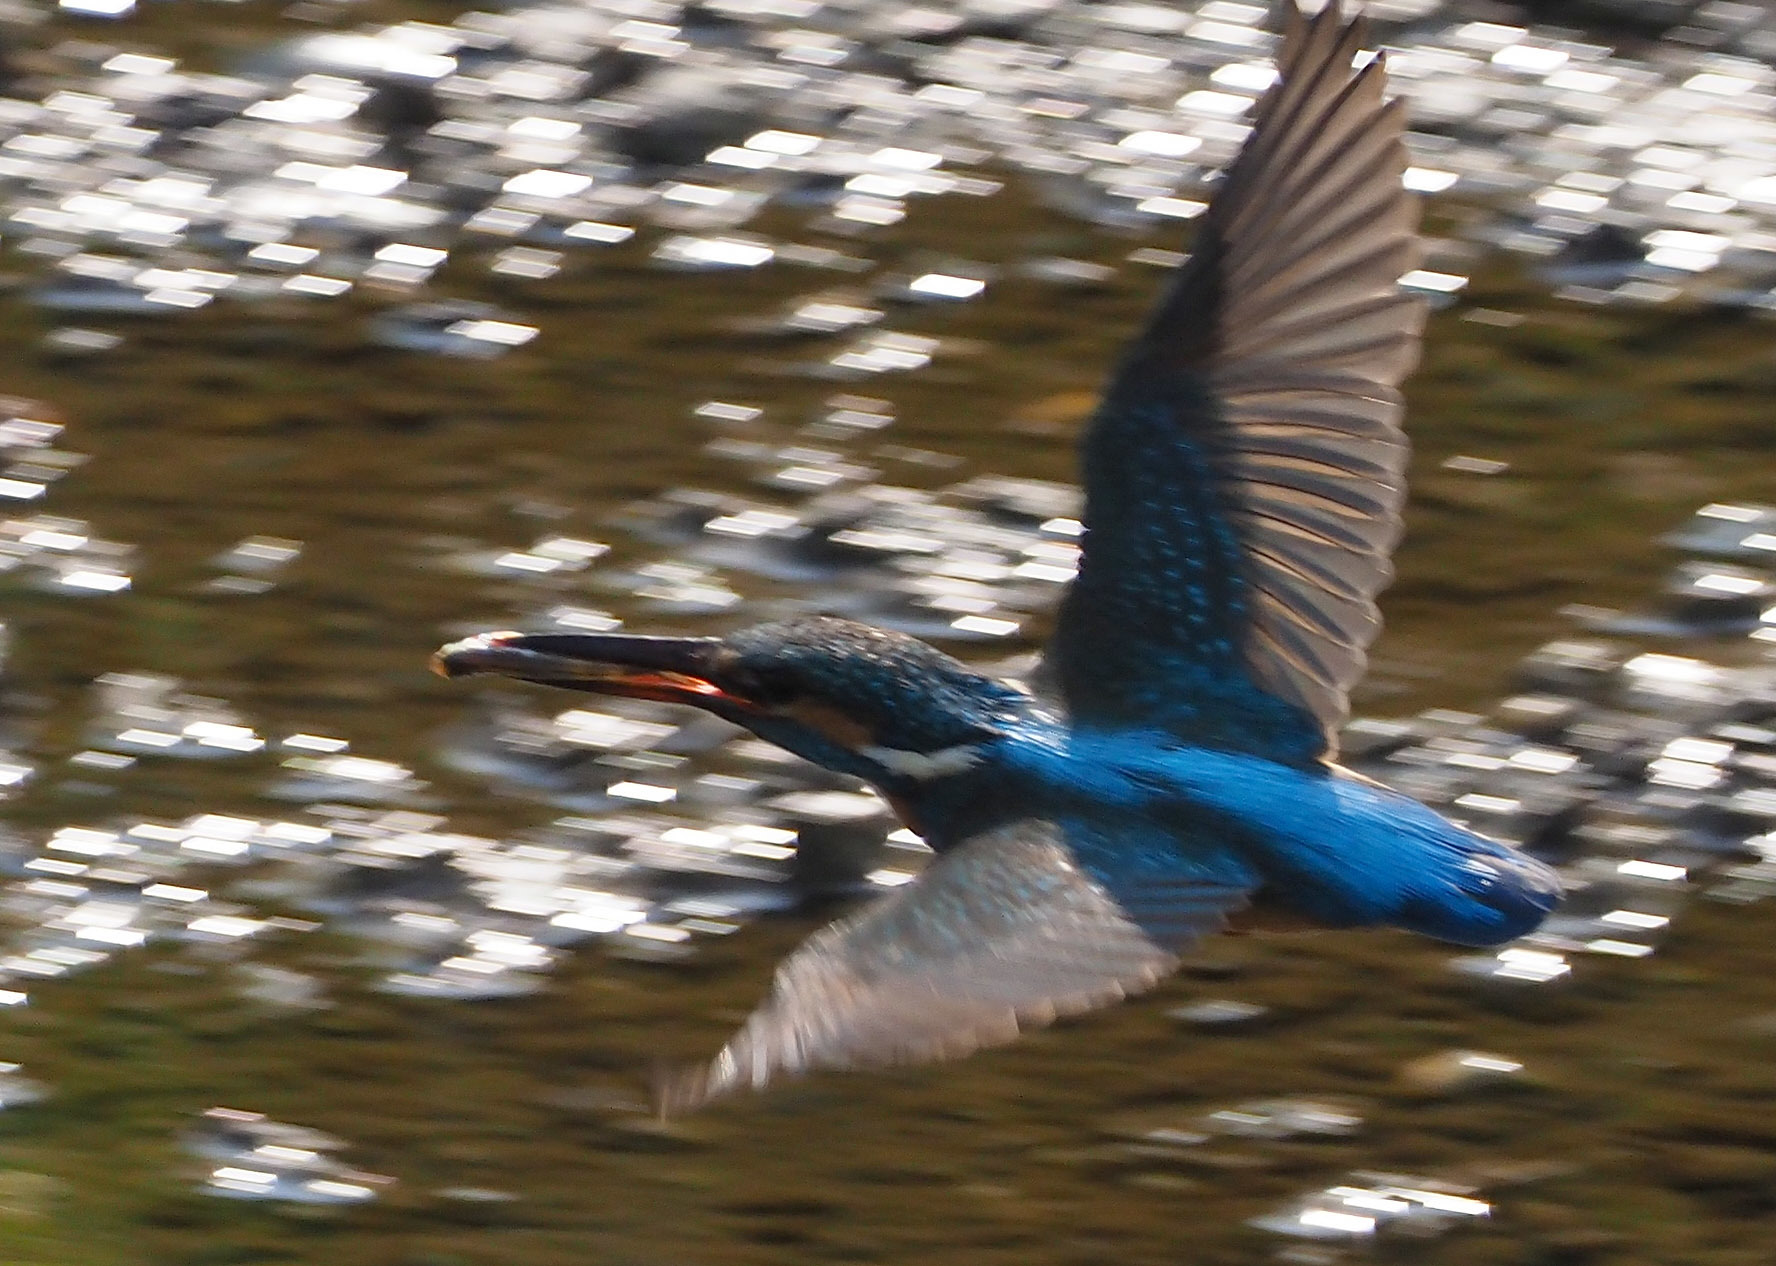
{"left": 723, "top": 665, "right": 797, "bottom": 709}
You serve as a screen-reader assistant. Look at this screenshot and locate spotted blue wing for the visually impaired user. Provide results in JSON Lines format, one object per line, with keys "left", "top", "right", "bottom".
{"left": 1047, "top": 1, "right": 1424, "bottom": 762}
{"left": 654, "top": 819, "right": 1255, "bottom": 1113}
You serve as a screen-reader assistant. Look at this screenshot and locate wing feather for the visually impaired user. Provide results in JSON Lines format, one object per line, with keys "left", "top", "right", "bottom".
{"left": 1047, "top": 0, "right": 1423, "bottom": 758}
{"left": 655, "top": 821, "right": 1253, "bottom": 1113}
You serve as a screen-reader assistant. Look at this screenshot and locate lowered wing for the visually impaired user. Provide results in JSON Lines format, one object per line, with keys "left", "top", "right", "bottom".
{"left": 654, "top": 818, "right": 1255, "bottom": 1113}
{"left": 1046, "top": 0, "right": 1424, "bottom": 763}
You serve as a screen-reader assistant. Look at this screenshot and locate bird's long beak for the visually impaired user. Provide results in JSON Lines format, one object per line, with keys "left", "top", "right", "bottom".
{"left": 431, "top": 631, "right": 735, "bottom": 707}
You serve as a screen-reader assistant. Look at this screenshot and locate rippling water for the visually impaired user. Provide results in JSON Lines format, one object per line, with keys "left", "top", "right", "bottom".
{"left": 0, "top": 1, "right": 1774, "bottom": 1263}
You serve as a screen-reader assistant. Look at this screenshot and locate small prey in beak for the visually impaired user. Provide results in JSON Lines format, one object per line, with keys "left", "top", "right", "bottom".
{"left": 431, "top": 631, "right": 734, "bottom": 708}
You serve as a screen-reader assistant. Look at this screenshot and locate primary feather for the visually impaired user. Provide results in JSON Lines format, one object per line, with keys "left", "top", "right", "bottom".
{"left": 1047, "top": 0, "right": 1425, "bottom": 760}
{"left": 656, "top": 818, "right": 1257, "bottom": 1114}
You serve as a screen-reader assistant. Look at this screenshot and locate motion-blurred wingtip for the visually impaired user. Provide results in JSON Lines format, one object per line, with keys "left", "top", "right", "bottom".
{"left": 648, "top": 1057, "right": 719, "bottom": 1119}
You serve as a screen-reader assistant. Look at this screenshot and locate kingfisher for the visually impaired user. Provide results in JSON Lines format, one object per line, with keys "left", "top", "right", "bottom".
{"left": 434, "top": 1, "right": 1561, "bottom": 1113}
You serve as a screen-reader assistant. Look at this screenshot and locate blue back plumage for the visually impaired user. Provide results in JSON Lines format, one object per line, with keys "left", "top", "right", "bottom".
{"left": 999, "top": 729, "right": 1561, "bottom": 948}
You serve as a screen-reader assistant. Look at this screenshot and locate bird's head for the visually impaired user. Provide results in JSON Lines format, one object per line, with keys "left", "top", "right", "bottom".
{"left": 434, "top": 616, "right": 1033, "bottom": 798}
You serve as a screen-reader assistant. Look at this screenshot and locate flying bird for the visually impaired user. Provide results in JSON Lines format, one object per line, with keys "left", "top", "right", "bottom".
{"left": 434, "top": 1, "right": 1562, "bottom": 1113}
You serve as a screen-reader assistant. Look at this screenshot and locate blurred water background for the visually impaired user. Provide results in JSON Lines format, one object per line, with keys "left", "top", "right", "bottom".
{"left": 0, "top": 0, "right": 1773, "bottom": 1262}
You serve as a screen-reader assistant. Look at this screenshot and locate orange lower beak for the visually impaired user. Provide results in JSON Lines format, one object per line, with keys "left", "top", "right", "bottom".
{"left": 432, "top": 631, "right": 734, "bottom": 707}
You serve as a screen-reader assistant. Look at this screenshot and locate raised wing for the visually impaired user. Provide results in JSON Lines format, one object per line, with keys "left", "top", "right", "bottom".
{"left": 1046, "top": 0, "right": 1424, "bottom": 762}
{"left": 654, "top": 819, "right": 1255, "bottom": 1113}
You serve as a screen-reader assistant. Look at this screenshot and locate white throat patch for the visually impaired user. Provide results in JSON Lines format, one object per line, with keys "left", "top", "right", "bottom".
{"left": 858, "top": 742, "right": 985, "bottom": 781}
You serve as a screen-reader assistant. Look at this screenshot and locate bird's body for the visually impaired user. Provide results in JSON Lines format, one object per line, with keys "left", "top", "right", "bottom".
{"left": 942, "top": 720, "right": 1555, "bottom": 947}
{"left": 435, "top": 1, "right": 1562, "bottom": 1112}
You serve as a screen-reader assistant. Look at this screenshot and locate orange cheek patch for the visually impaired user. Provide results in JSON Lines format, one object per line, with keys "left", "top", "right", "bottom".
{"left": 780, "top": 700, "right": 874, "bottom": 751}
